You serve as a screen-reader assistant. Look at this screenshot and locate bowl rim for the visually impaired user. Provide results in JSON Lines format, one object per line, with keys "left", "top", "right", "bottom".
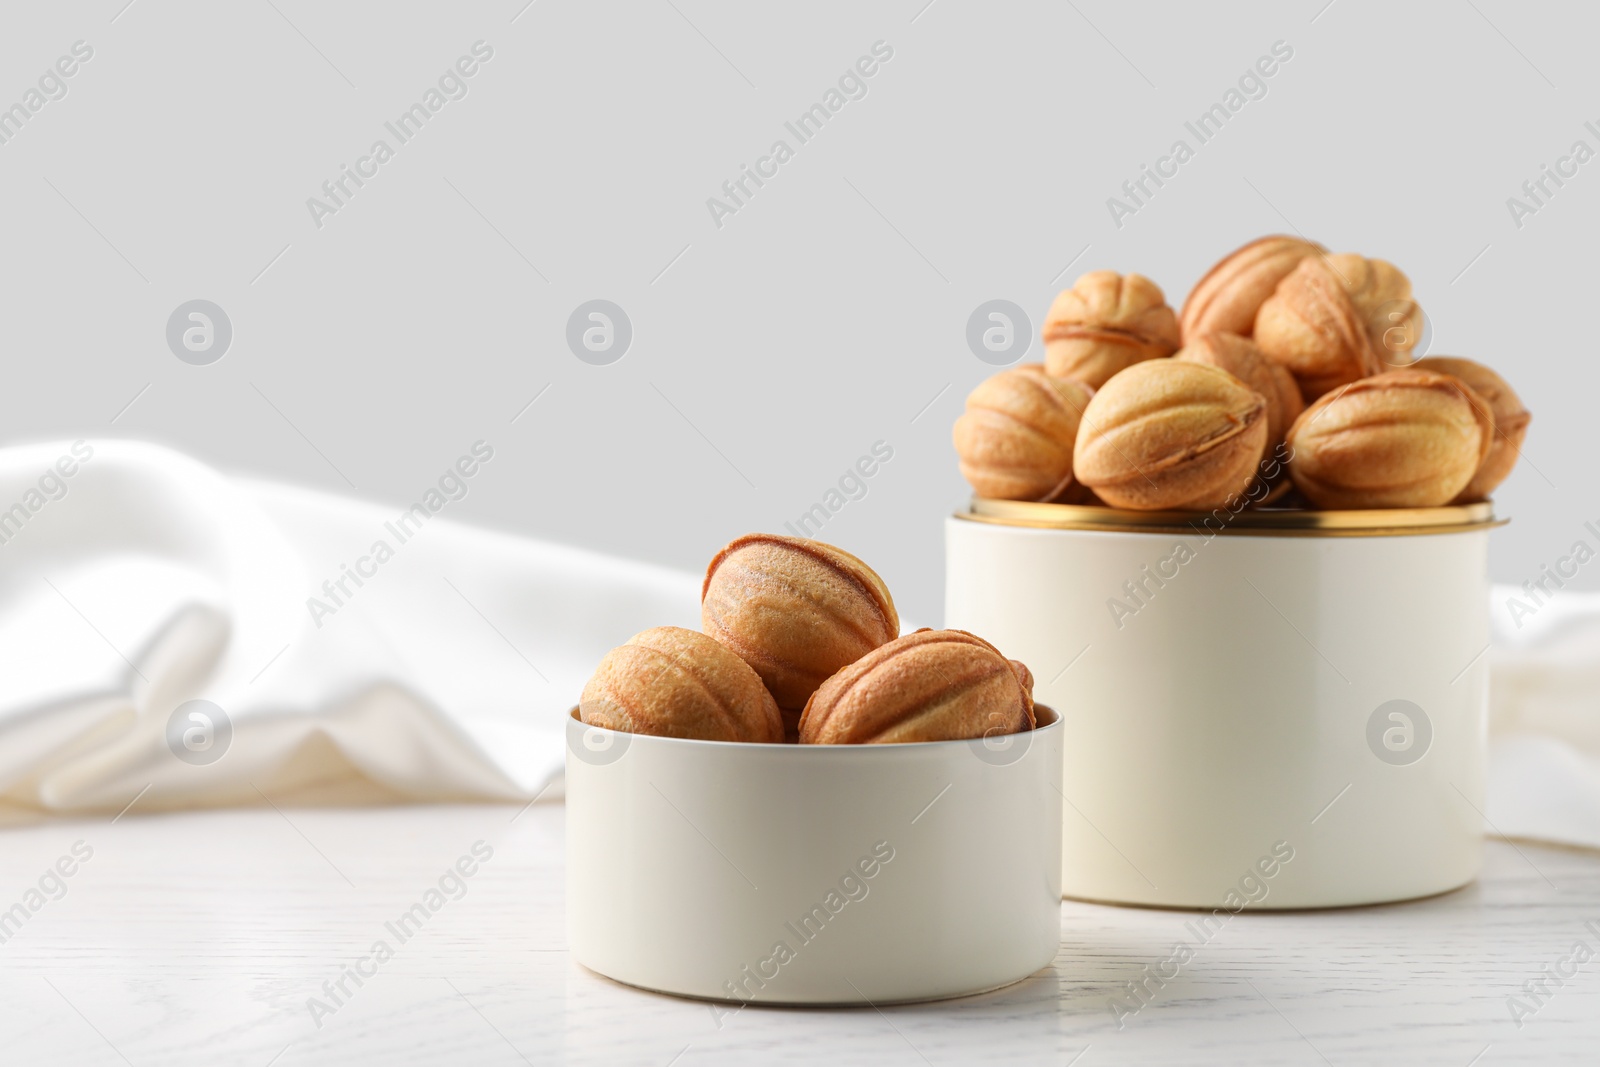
{"left": 567, "top": 704, "right": 1060, "bottom": 751}
{"left": 958, "top": 497, "right": 1504, "bottom": 538}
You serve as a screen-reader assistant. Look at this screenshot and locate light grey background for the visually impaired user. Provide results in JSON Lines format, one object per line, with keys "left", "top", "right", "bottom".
{"left": 1, "top": 0, "right": 1594, "bottom": 626}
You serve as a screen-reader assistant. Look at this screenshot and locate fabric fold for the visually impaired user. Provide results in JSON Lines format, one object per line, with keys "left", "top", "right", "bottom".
{"left": 0, "top": 440, "right": 699, "bottom": 824}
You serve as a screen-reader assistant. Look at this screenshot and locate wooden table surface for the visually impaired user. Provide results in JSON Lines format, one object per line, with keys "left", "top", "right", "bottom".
{"left": 2, "top": 802, "right": 1597, "bottom": 1066}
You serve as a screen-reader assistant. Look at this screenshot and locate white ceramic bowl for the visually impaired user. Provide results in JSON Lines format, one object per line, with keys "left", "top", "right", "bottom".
{"left": 946, "top": 500, "right": 1500, "bottom": 910}
{"left": 565, "top": 706, "right": 1062, "bottom": 1004}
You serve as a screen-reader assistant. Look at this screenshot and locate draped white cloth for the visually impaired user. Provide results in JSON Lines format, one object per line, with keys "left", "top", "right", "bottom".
{"left": 1488, "top": 584, "right": 1600, "bottom": 850}
{"left": 0, "top": 440, "right": 1595, "bottom": 853}
{"left": 0, "top": 440, "right": 697, "bottom": 824}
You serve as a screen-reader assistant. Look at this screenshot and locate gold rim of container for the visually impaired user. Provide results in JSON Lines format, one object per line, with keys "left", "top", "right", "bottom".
{"left": 957, "top": 498, "right": 1503, "bottom": 538}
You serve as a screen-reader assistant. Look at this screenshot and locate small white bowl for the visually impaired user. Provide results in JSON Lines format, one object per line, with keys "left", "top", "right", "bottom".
{"left": 565, "top": 706, "right": 1062, "bottom": 1005}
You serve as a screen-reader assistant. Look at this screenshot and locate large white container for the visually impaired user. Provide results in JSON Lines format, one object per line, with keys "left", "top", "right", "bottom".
{"left": 945, "top": 499, "right": 1500, "bottom": 910}
{"left": 565, "top": 705, "right": 1063, "bottom": 1004}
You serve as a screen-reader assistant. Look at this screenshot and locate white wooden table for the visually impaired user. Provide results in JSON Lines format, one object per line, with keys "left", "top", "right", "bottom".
{"left": 2, "top": 802, "right": 1597, "bottom": 1066}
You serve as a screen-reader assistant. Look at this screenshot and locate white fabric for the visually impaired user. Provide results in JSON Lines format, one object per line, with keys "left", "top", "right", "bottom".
{"left": 1488, "top": 584, "right": 1600, "bottom": 850}
{"left": 0, "top": 440, "right": 698, "bottom": 824}
{"left": 0, "top": 440, "right": 1597, "bottom": 853}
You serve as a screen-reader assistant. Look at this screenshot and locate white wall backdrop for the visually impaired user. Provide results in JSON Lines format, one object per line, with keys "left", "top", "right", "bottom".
{"left": 1, "top": 0, "right": 1594, "bottom": 627}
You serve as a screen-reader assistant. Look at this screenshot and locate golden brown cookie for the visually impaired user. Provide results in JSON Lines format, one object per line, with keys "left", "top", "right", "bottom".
{"left": 1324, "top": 253, "right": 1424, "bottom": 368}
{"left": 952, "top": 364, "right": 1095, "bottom": 501}
{"left": 1285, "top": 369, "right": 1494, "bottom": 508}
{"left": 1073, "top": 360, "right": 1269, "bottom": 510}
{"left": 579, "top": 626, "right": 785, "bottom": 742}
{"left": 1412, "top": 357, "right": 1529, "bottom": 501}
{"left": 799, "top": 629, "right": 1034, "bottom": 745}
{"left": 702, "top": 534, "right": 898, "bottom": 734}
{"left": 1042, "top": 271, "right": 1180, "bottom": 388}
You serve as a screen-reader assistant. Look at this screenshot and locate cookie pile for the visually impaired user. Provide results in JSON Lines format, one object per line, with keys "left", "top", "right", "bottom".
{"left": 955, "top": 237, "right": 1530, "bottom": 510}
{"left": 580, "top": 535, "right": 1034, "bottom": 745}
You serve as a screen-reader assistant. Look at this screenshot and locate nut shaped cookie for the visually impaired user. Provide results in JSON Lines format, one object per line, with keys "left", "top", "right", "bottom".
{"left": 798, "top": 629, "right": 1034, "bottom": 745}
{"left": 1254, "top": 256, "right": 1382, "bottom": 401}
{"left": 1285, "top": 369, "right": 1494, "bottom": 509}
{"left": 702, "top": 534, "right": 898, "bottom": 730}
{"left": 952, "top": 364, "right": 1095, "bottom": 501}
{"left": 1042, "top": 271, "right": 1181, "bottom": 388}
{"left": 1073, "top": 360, "right": 1269, "bottom": 511}
{"left": 579, "top": 626, "right": 785, "bottom": 742}
{"left": 1412, "top": 357, "right": 1530, "bottom": 501}
{"left": 1324, "top": 252, "right": 1424, "bottom": 368}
